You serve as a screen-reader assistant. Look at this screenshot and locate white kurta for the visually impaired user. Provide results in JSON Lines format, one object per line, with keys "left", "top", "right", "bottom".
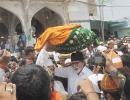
{"left": 55, "top": 66, "right": 93, "bottom": 95}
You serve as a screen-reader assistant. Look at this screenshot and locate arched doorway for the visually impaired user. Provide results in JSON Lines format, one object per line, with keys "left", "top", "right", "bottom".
{"left": 0, "top": 7, "right": 22, "bottom": 51}
{"left": 15, "top": 23, "right": 23, "bottom": 35}
{"left": 0, "top": 23, "right": 8, "bottom": 39}
{"left": 31, "top": 7, "right": 64, "bottom": 37}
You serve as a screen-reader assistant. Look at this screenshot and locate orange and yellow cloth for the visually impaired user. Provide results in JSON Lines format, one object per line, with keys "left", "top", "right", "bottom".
{"left": 34, "top": 24, "right": 81, "bottom": 52}
{"left": 51, "top": 91, "right": 62, "bottom": 100}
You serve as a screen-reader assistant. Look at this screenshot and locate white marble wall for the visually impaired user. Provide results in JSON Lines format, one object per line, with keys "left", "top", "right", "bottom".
{"left": 68, "top": 0, "right": 90, "bottom": 28}
{"left": 0, "top": 0, "right": 91, "bottom": 46}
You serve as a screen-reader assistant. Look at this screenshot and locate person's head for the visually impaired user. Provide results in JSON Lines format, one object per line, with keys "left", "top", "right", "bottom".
{"left": 104, "top": 91, "right": 121, "bottom": 100}
{"left": 107, "top": 40, "right": 114, "bottom": 49}
{"left": 10, "top": 56, "right": 18, "bottom": 63}
{"left": 120, "top": 54, "right": 130, "bottom": 100}
{"left": 118, "top": 67, "right": 130, "bottom": 100}
{"left": 11, "top": 64, "right": 51, "bottom": 100}
{"left": 71, "top": 52, "right": 85, "bottom": 73}
{"left": 0, "top": 49, "right": 11, "bottom": 70}
{"left": 24, "top": 46, "right": 36, "bottom": 60}
{"left": 121, "top": 54, "right": 130, "bottom": 68}
{"left": 124, "top": 77, "right": 130, "bottom": 100}
{"left": 119, "top": 45, "right": 128, "bottom": 54}
{"left": 9, "top": 56, "right": 19, "bottom": 70}
{"left": 93, "top": 65, "right": 103, "bottom": 74}
{"left": 68, "top": 92, "right": 87, "bottom": 100}
{"left": 117, "top": 41, "right": 123, "bottom": 48}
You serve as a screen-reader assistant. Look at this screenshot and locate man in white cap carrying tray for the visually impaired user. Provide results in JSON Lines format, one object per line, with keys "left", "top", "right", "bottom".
{"left": 54, "top": 51, "right": 93, "bottom": 95}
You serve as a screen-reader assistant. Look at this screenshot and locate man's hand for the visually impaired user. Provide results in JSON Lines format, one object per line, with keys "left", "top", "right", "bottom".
{"left": 78, "top": 78, "right": 95, "bottom": 94}
{"left": 0, "top": 82, "right": 16, "bottom": 100}
{"left": 78, "top": 78, "right": 99, "bottom": 100}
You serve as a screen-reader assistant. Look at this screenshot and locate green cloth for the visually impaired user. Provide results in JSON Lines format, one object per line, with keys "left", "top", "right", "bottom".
{"left": 56, "top": 27, "right": 99, "bottom": 53}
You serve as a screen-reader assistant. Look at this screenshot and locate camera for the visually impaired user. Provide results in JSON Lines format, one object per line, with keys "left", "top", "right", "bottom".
{"left": 88, "top": 51, "right": 106, "bottom": 67}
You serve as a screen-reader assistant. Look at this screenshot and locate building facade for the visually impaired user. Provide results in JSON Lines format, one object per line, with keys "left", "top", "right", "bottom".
{"left": 95, "top": 0, "right": 130, "bottom": 38}
{"left": 0, "top": 0, "right": 96, "bottom": 46}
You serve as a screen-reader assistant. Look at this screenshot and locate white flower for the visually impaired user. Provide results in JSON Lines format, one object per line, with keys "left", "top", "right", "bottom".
{"left": 70, "top": 40, "right": 73, "bottom": 44}
{"left": 75, "top": 31, "right": 79, "bottom": 35}
{"left": 73, "top": 36, "right": 77, "bottom": 39}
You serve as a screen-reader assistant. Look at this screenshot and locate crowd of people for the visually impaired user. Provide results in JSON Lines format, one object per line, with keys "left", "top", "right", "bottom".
{"left": 0, "top": 35, "right": 130, "bottom": 100}
{"left": 0, "top": 33, "right": 27, "bottom": 53}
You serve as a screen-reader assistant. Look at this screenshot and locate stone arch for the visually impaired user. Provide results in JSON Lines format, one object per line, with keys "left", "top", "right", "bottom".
{"left": 0, "top": 6, "right": 23, "bottom": 28}
{"left": 15, "top": 23, "right": 23, "bottom": 35}
{"left": 31, "top": 7, "right": 64, "bottom": 37}
{"left": 0, "top": 7, "right": 23, "bottom": 35}
{"left": 0, "top": 7, "right": 24, "bottom": 51}
{"left": 32, "top": 6, "right": 65, "bottom": 23}
{"left": 0, "top": 23, "right": 8, "bottom": 38}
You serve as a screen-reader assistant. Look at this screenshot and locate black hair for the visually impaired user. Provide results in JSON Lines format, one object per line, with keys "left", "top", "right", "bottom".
{"left": 121, "top": 54, "right": 130, "bottom": 68}
{"left": 10, "top": 56, "right": 18, "bottom": 63}
{"left": 24, "top": 46, "right": 34, "bottom": 56}
{"left": 104, "top": 91, "right": 121, "bottom": 100}
{"left": 124, "top": 76, "right": 130, "bottom": 100}
{"left": 11, "top": 64, "right": 51, "bottom": 100}
{"left": 118, "top": 68, "right": 130, "bottom": 100}
{"left": 118, "top": 45, "right": 128, "bottom": 54}
{"left": 119, "top": 54, "right": 130, "bottom": 100}
{"left": 117, "top": 41, "right": 123, "bottom": 49}
{"left": 68, "top": 92, "right": 87, "bottom": 100}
